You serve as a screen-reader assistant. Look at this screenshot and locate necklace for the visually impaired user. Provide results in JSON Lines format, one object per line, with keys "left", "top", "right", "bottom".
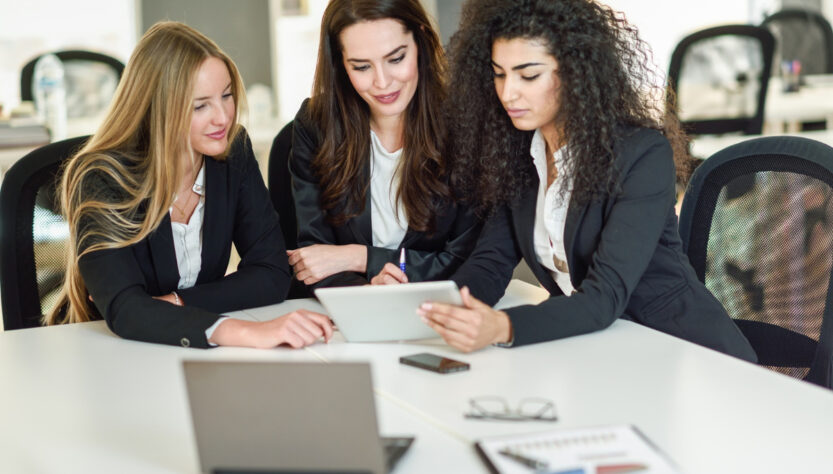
{"left": 171, "top": 164, "right": 201, "bottom": 220}
{"left": 172, "top": 189, "right": 196, "bottom": 220}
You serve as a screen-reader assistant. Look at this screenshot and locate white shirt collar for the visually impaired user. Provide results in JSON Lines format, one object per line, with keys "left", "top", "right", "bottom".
{"left": 531, "top": 129, "right": 567, "bottom": 185}
{"left": 192, "top": 161, "right": 205, "bottom": 196}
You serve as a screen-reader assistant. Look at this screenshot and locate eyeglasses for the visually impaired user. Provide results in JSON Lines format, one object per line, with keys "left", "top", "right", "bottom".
{"left": 465, "top": 396, "right": 558, "bottom": 422}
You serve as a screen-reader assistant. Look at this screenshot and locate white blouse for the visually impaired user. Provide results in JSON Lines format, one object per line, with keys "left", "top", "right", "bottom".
{"left": 369, "top": 130, "right": 408, "bottom": 249}
{"left": 170, "top": 163, "right": 205, "bottom": 289}
{"left": 168, "top": 163, "right": 225, "bottom": 343}
{"left": 530, "top": 129, "right": 576, "bottom": 296}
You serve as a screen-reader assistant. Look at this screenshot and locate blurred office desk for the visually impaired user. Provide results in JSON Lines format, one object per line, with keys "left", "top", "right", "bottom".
{"left": 0, "top": 116, "right": 283, "bottom": 183}
{"left": 679, "top": 75, "right": 833, "bottom": 135}
{"left": 690, "top": 129, "right": 833, "bottom": 159}
{"left": 766, "top": 75, "right": 833, "bottom": 132}
{"left": 2, "top": 281, "right": 833, "bottom": 473}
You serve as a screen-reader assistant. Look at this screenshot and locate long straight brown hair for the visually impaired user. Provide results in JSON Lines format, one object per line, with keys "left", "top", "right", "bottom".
{"left": 45, "top": 21, "right": 247, "bottom": 325}
{"left": 309, "top": 0, "right": 449, "bottom": 231}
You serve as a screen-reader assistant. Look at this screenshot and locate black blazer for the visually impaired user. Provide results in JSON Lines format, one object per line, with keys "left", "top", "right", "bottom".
{"left": 79, "top": 133, "right": 290, "bottom": 348}
{"left": 453, "top": 128, "right": 757, "bottom": 361}
{"left": 289, "top": 99, "right": 481, "bottom": 288}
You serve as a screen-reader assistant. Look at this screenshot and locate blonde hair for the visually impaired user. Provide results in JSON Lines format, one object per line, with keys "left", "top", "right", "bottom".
{"left": 45, "top": 21, "right": 248, "bottom": 325}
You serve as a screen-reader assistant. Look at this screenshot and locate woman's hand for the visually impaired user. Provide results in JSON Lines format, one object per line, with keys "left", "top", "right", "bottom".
{"left": 208, "top": 310, "right": 334, "bottom": 349}
{"left": 370, "top": 262, "right": 409, "bottom": 285}
{"left": 287, "top": 244, "right": 367, "bottom": 285}
{"left": 417, "top": 286, "right": 513, "bottom": 353}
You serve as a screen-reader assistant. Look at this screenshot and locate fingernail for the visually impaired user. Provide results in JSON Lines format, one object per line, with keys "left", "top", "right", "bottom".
{"left": 421, "top": 302, "right": 432, "bottom": 310}
{"left": 416, "top": 308, "right": 425, "bottom": 316}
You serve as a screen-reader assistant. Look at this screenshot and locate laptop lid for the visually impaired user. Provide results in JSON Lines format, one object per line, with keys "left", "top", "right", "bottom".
{"left": 314, "top": 280, "right": 462, "bottom": 342}
{"left": 183, "top": 360, "right": 387, "bottom": 474}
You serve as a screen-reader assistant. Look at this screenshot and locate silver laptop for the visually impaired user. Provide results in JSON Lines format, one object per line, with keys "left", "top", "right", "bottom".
{"left": 314, "top": 280, "right": 463, "bottom": 342}
{"left": 183, "top": 360, "right": 414, "bottom": 474}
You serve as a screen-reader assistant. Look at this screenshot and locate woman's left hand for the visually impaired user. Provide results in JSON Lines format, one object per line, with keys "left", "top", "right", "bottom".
{"left": 417, "top": 286, "right": 513, "bottom": 353}
{"left": 287, "top": 244, "right": 367, "bottom": 285}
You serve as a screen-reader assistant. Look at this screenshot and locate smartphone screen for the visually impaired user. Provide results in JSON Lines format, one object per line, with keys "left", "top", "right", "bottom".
{"left": 399, "top": 352, "right": 470, "bottom": 373}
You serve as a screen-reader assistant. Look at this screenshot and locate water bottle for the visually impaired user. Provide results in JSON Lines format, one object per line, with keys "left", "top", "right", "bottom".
{"left": 33, "top": 53, "right": 68, "bottom": 141}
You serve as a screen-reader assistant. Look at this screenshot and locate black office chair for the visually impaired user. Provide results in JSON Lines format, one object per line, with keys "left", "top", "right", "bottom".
{"left": 0, "top": 136, "right": 89, "bottom": 330}
{"left": 678, "top": 136, "right": 833, "bottom": 388}
{"left": 762, "top": 8, "right": 833, "bottom": 76}
{"left": 20, "top": 50, "right": 125, "bottom": 119}
{"left": 668, "top": 25, "right": 775, "bottom": 138}
{"left": 267, "top": 121, "right": 311, "bottom": 299}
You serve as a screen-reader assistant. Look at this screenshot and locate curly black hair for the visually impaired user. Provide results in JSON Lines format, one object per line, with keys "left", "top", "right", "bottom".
{"left": 447, "top": 0, "right": 690, "bottom": 215}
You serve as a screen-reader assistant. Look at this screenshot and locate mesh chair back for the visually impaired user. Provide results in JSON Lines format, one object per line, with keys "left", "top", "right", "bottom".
{"left": 679, "top": 136, "right": 833, "bottom": 387}
{"left": 267, "top": 121, "right": 310, "bottom": 299}
{"left": 20, "top": 51, "right": 124, "bottom": 118}
{"left": 668, "top": 25, "right": 775, "bottom": 136}
{"left": 0, "top": 136, "right": 89, "bottom": 330}
{"left": 762, "top": 8, "right": 833, "bottom": 75}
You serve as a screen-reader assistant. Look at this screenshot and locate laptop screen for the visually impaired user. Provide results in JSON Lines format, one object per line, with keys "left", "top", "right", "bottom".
{"left": 183, "top": 361, "right": 388, "bottom": 474}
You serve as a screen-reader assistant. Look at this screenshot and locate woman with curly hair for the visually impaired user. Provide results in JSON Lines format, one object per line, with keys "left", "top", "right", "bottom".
{"left": 287, "top": 0, "right": 481, "bottom": 289}
{"left": 420, "top": 0, "right": 756, "bottom": 360}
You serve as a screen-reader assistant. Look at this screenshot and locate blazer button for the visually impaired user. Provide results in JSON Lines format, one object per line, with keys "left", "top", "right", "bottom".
{"left": 180, "top": 337, "right": 191, "bottom": 347}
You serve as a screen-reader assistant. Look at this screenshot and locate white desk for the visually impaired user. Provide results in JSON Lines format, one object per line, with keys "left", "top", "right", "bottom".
{"left": 678, "top": 75, "right": 833, "bottom": 135}
{"left": 766, "top": 75, "right": 833, "bottom": 132}
{"left": 690, "top": 129, "right": 833, "bottom": 159}
{"left": 2, "top": 281, "right": 832, "bottom": 473}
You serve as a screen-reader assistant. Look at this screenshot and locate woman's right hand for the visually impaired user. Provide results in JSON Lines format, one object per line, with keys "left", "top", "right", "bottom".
{"left": 370, "top": 262, "right": 409, "bottom": 285}
{"left": 287, "top": 244, "right": 367, "bottom": 284}
{"left": 208, "top": 310, "right": 334, "bottom": 349}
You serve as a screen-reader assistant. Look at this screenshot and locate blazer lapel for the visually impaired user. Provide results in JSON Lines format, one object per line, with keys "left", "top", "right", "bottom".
{"left": 348, "top": 160, "right": 373, "bottom": 244}
{"left": 513, "top": 173, "right": 560, "bottom": 293}
{"left": 147, "top": 213, "right": 180, "bottom": 292}
{"left": 198, "top": 157, "right": 221, "bottom": 283}
{"left": 563, "top": 193, "right": 588, "bottom": 287}
{"left": 348, "top": 189, "right": 373, "bottom": 244}
{"left": 399, "top": 228, "right": 420, "bottom": 249}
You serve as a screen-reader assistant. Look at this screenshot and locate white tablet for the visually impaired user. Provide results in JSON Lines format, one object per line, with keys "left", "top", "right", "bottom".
{"left": 314, "top": 280, "right": 462, "bottom": 342}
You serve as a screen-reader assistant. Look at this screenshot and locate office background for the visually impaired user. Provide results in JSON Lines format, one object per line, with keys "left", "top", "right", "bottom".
{"left": 2, "top": 0, "right": 827, "bottom": 123}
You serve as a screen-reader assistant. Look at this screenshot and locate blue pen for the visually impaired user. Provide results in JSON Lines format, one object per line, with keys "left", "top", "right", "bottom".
{"left": 399, "top": 248, "right": 407, "bottom": 273}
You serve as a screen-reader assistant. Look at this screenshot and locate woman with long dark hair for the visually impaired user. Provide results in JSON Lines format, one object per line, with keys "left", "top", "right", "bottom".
{"left": 287, "top": 0, "right": 480, "bottom": 288}
{"left": 421, "top": 0, "right": 756, "bottom": 361}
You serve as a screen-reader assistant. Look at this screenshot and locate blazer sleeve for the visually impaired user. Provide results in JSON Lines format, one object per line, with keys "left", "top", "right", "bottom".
{"left": 177, "top": 134, "right": 291, "bottom": 312}
{"left": 80, "top": 247, "right": 221, "bottom": 348}
{"left": 365, "top": 204, "right": 483, "bottom": 282}
{"left": 289, "top": 100, "right": 368, "bottom": 287}
{"left": 450, "top": 205, "right": 520, "bottom": 306}
{"left": 505, "top": 130, "right": 677, "bottom": 347}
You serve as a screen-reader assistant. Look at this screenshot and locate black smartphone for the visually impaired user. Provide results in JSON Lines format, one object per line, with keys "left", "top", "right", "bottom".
{"left": 399, "top": 352, "right": 470, "bottom": 374}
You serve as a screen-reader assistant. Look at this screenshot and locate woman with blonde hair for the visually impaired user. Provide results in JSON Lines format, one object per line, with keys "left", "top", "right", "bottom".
{"left": 46, "top": 21, "right": 332, "bottom": 348}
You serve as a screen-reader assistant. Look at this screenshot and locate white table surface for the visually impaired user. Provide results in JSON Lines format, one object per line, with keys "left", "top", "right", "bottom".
{"left": 1, "top": 280, "right": 832, "bottom": 473}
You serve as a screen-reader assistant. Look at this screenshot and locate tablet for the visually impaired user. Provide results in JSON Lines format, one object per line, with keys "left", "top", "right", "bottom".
{"left": 314, "top": 280, "right": 462, "bottom": 342}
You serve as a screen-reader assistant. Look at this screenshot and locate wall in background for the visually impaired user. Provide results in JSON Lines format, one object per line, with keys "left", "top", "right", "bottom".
{"left": 0, "top": 0, "right": 136, "bottom": 113}
{"left": 141, "top": 0, "right": 272, "bottom": 89}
